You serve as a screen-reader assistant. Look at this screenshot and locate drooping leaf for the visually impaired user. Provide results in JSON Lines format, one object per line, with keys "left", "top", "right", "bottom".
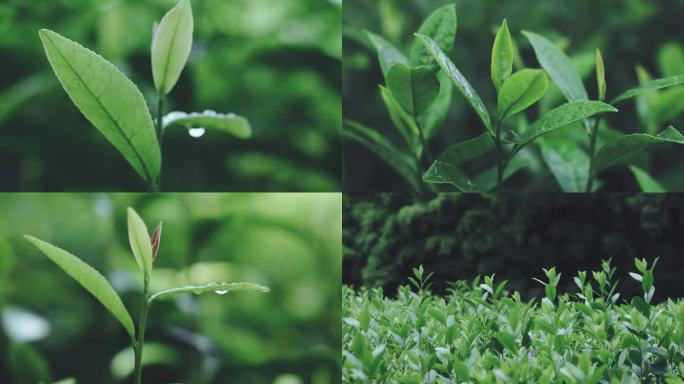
{"left": 630, "top": 165, "right": 666, "bottom": 192}
{"left": 409, "top": 4, "right": 457, "bottom": 70}
{"left": 523, "top": 31, "right": 588, "bottom": 102}
{"left": 612, "top": 75, "right": 684, "bottom": 104}
{"left": 419, "top": 71, "right": 453, "bottom": 139}
{"left": 24, "top": 236, "right": 135, "bottom": 339}
{"left": 539, "top": 137, "right": 590, "bottom": 192}
{"left": 148, "top": 282, "right": 269, "bottom": 303}
{"left": 594, "top": 126, "right": 684, "bottom": 172}
{"left": 497, "top": 69, "right": 549, "bottom": 118}
{"left": 386, "top": 63, "right": 440, "bottom": 117}
{"left": 162, "top": 110, "right": 251, "bottom": 139}
{"left": 422, "top": 161, "right": 480, "bottom": 192}
{"left": 512, "top": 100, "right": 617, "bottom": 144}
{"left": 151, "top": 0, "right": 193, "bottom": 94}
{"left": 416, "top": 33, "right": 492, "bottom": 133}
{"left": 39, "top": 29, "right": 160, "bottom": 183}
{"left": 365, "top": 30, "right": 408, "bottom": 76}
{"left": 127, "top": 207, "right": 153, "bottom": 277}
{"left": 343, "top": 120, "right": 420, "bottom": 191}
{"left": 596, "top": 49, "right": 606, "bottom": 102}
{"left": 491, "top": 19, "right": 513, "bottom": 92}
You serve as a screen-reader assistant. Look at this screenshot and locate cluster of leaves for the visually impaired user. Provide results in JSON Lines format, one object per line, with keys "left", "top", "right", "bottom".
{"left": 343, "top": 260, "right": 684, "bottom": 383}
{"left": 344, "top": 3, "right": 684, "bottom": 191}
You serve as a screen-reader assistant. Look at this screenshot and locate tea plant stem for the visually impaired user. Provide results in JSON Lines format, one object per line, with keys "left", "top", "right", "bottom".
{"left": 133, "top": 275, "right": 150, "bottom": 384}
{"left": 494, "top": 118, "right": 505, "bottom": 192}
{"left": 416, "top": 121, "right": 434, "bottom": 166}
{"left": 585, "top": 118, "right": 601, "bottom": 192}
{"left": 151, "top": 93, "right": 165, "bottom": 193}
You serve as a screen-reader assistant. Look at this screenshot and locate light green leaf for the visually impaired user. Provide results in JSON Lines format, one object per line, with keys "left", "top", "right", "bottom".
{"left": 409, "top": 4, "right": 457, "bottom": 70}
{"left": 630, "top": 165, "right": 666, "bottom": 192}
{"left": 512, "top": 100, "right": 617, "bottom": 144}
{"left": 151, "top": 0, "right": 193, "bottom": 94}
{"left": 612, "top": 75, "right": 684, "bottom": 104}
{"left": 148, "top": 282, "right": 269, "bottom": 303}
{"left": 110, "top": 343, "right": 178, "bottom": 379}
{"left": 52, "top": 378, "right": 76, "bottom": 384}
{"left": 523, "top": 31, "right": 588, "bottom": 102}
{"left": 658, "top": 42, "right": 684, "bottom": 77}
{"left": 387, "top": 63, "right": 439, "bottom": 117}
{"left": 422, "top": 161, "right": 480, "bottom": 192}
{"left": 539, "top": 137, "right": 590, "bottom": 192}
{"left": 595, "top": 126, "right": 684, "bottom": 172}
{"left": 420, "top": 71, "right": 453, "bottom": 139}
{"left": 127, "top": 207, "right": 153, "bottom": 277}
{"left": 498, "top": 69, "right": 549, "bottom": 118}
{"left": 379, "top": 85, "right": 421, "bottom": 156}
{"left": 24, "top": 235, "right": 135, "bottom": 339}
{"left": 491, "top": 19, "right": 513, "bottom": 92}
{"left": 416, "top": 33, "right": 492, "bottom": 133}
{"left": 39, "top": 29, "right": 160, "bottom": 183}
{"left": 343, "top": 120, "right": 419, "bottom": 191}
{"left": 162, "top": 110, "right": 251, "bottom": 139}
{"left": 365, "top": 30, "right": 408, "bottom": 76}
{"left": 596, "top": 49, "right": 606, "bottom": 102}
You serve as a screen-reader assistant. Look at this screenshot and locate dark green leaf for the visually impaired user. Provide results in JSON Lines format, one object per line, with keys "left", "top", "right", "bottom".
{"left": 631, "top": 296, "right": 650, "bottom": 317}
{"left": 434, "top": 133, "right": 495, "bottom": 166}
{"left": 386, "top": 63, "right": 440, "bottom": 117}
{"left": 612, "top": 75, "right": 684, "bottom": 104}
{"left": 422, "top": 161, "right": 480, "bottom": 192}
{"left": 595, "top": 126, "right": 684, "bottom": 172}
{"left": 539, "top": 137, "right": 590, "bottom": 192}
{"left": 630, "top": 165, "right": 666, "bottom": 192}
{"left": 420, "top": 71, "right": 453, "bottom": 139}
{"left": 365, "top": 30, "right": 408, "bottom": 76}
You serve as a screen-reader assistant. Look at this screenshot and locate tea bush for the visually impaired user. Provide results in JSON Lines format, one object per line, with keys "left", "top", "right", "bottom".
{"left": 343, "top": 261, "right": 684, "bottom": 383}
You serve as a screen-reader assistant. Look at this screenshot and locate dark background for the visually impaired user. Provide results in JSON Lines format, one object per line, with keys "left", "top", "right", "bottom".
{"left": 0, "top": 0, "right": 341, "bottom": 191}
{"left": 343, "top": 193, "right": 684, "bottom": 302}
{"left": 343, "top": 0, "right": 684, "bottom": 191}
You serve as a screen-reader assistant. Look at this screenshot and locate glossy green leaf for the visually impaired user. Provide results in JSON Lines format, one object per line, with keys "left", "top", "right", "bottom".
{"left": 416, "top": 33, "right": 492, "bottom": 133}
{"left": 523, "top": 31, "right": 588, "bottom": 102}
{"left": 148, "top": 282, "right": 269, "bottom": 303}
{"left": 422, "top": 161, "right": 480, "bottom": 192}
{"left": 512, "top": 101, "right": 616, "bottom": 144}
{"left": 630, "top": 165, "right": 666, "bottom": 192}
{"left": 24, "top": 235, "right": 135, "bottom": 339}
{"left": 596, "top": 49, "right": 606, "bottom": 102}
{"left": 420, "top": 71, "right": 453, "bottom": 139}
{"left": 151, "top": 0, "right": 193, "bottom": 94}
{"left": 491, "top": 19, "right": 513, "bottom": 92}
{"left": 386, "top": 63, "right": 439, "bottom": 118}
{"left": 435, "top": 133, "right": 495, "bottom": 166}
{"left": 343, "top": 120, "right": 420, "bottom": 191}
{"left": 39, "top": 29, "right": 160, "bottom": 183}
{"left": 409, "top": 4, "right": 457, "bottom": 70}
{"left": 162, "top": 110, "right": 251, "bottom": 139}
{"left": 497, "top": 69, "right": 549, "bottom": 117}
{"left": 612, "top": 75, "right": 684, "bottom": 104}
{"left": 127, "top": 207, "right": 153, "bottom": 277}
{"left": 365, "top": 30, "right": 408, "bottom": 76}
{"left": 595, "top": 126, "right": 684, "bottom": 172}
{"left": 540, "top": 138, "right": 590, "bottom": 192}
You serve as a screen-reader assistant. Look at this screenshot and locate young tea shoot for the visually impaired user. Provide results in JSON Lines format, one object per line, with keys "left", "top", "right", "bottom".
{"left": 345, "top": 3, "right": 684, "bottom": 192}
{"left": 39, "top": 0, "right": 251, "bottom": 191}
{"left": 343, "top": 260, "right": 684, "bottom": 383}
{"left": 25, "top": 207, "right": 269, "bottom": 384}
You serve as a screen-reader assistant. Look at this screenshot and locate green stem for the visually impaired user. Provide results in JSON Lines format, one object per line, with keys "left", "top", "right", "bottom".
{"left": 151, "top": 93, "right": 165, "bottom": 193}
{"left": 133, "top": 275, "right": 150, "bottom": 384}
{"left": 585, "top": 118, "right": 601, "bottom": 192}
{"left": 494, "top": 117, "right": 506, "bottom": 192}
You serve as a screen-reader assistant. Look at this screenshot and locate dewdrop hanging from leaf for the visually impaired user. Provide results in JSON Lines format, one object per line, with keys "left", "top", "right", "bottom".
{"left": 151, "top": 0, "right": 193, "bottom": 95}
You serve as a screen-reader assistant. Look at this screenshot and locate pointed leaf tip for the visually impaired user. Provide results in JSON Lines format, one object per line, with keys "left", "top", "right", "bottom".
{"left": 150, "top": 221, "right": 163, "bottom": 260}
{"left": 151, "top": 0, "right": 194, "bottom": 94}
{"left": 127, "top": 207, "right": 153, "bottom": 276}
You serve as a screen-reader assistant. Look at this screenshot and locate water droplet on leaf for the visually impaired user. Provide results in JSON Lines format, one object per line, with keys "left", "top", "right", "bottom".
{"left": 214, "top": 290, "right": 228, "bottom": 295}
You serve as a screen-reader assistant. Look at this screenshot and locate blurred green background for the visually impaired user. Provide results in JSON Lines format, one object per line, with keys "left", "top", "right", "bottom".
{"left": 0, "top": 193, "right": 341, "bottom": 383}
{"left": 0, "top": 0, "right": 341, "bottom": 191}
{"left": 343, "top": 0, "right": 684, "bottom": 191}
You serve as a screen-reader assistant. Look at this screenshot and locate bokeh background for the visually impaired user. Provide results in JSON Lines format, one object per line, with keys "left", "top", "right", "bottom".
{"left": 344, "top": 193, "right": 684, "bottom": 302}
{"left": 0, "top": 0, "right": 341, "bottom": 191}
{"left": 344, "top": 0, "right": 684, "bottom": 191}
{"left": 0, "top": 193, "right": 341, "bottom": 384}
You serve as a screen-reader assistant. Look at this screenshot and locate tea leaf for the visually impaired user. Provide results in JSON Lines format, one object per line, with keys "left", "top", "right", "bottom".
{"left": 24, "top": 235, "right": 135, "bottom": 339}
{"left": 595, "top": 126, "right": 684, "bottom": 172}
{"left": 343, "top": 120, "right": 420, "bottom": 191}
{"left": 498, "top": 69, "right": 549, "bottom": 117}
{"left": 513, "top": 100, "right": 617, "bottom": 144}
{"left": 148, "top": 282, "right": 269, "bottom": 303}
{"left": 434, "top": 133, "right": 495, "bottom": 166}
{"left": 416, "top": 33, "right": 492, "bottom": 134}
{"left": 491, "top": 19, "right": 513, "bottom": 92}
{"left": 386, "top": 63, "right": 440, "bottom": 117}
{"left": 474, "top": 148, "right": 538, "bottom": 191}
{"left": 422, "top": 161, "right": 480, "bottom": 192}
{"left": 658, "top": 42, "right": 684, "bottom": 77}
{"left": 523, "top": 31, "right": 588, "bottom": 102}
{"left": 39, "top": 29, "right": 160, "bottom": 183}
{"left": 379, "top": 85, "right": 421, "bottom": 154}
{"left": 127, "top": 207, "right": 153, "bottom": 277}
{"left": 629, "top": 165, "right": 666, "bottom": 192}
{"left": 539, "top": 138, "right": 590, "bottom": 192}
{"left": 611, "top": 75, "right": 684, "bottom": 104}
{"left": 162, "top": 110, "right": 251, "bottom": 139}
{"left": 366, "top": 30, "right": 408, "bottom": 76}
{"left": 409, "top": 4, "right": 457, "bottom": 70}
{"left": 151, "top": 0, "right": 193, "bottom": 94}
{"left": 596, "top": 49, "right": 606, "bottom": 102}
{"left": 420, "top": 72, "right": 453, "bottom": 139}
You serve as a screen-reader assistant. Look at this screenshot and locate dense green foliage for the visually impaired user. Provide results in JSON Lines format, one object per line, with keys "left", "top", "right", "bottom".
{"left": 343, "top": 262, "right": 684, "bottom": 383}
{"left": 0, "top": 193, "right": 341, "bottom": 383}
{"left": 0, "top": 0, "right": 340, "bottom": 191}
{"left": 344, "top": 0, "right": 684, "bottom": 191}
{"left": 343, "top": 193, "right": 684, "bottom": 300}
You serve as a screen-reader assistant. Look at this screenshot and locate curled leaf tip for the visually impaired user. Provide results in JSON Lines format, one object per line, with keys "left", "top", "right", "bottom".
{"left": 150, "top": 221, "right": 163, "bottom": 260}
